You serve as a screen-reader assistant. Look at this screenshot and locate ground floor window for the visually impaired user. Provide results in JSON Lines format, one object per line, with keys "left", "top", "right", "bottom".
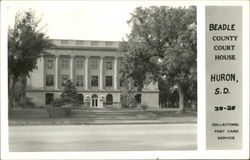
{"left": 106, "top": 94, "right": 113, "bottom": 105}
{"left": 78, "top": 94, "right": 84, "bottom": 104}
{"left": 91, "top": 76, "right": 98, "bottom": 87}
{"left": 45, "top": 93, "right": 54, "bottom": 105}
{"left": 135, "top": 94, "right": 141, "bottom": 104}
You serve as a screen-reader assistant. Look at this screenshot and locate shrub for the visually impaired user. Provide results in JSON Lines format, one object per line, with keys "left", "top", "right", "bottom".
{"left": 120, "top": 93, "right": 137, "bottom": 108}
{"left": 51, "top": 98, "right": 68, "bottom": 107}
{"left": 62, "top": 105, "right": 72, "bottom": 117}
{"left": 47, "top": 104, "right": 72, "bottom": 118}
{"left": 139, "top": 104, "right": 148, "bottom": 111}
{"left": 61, "top": 80, "right": 79, "bottom": 107}
{"left": 18, "top": 97, "right": 36, "bottom": 108}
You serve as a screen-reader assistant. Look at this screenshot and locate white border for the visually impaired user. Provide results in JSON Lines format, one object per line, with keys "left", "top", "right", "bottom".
{"left": 1, "top": 0, "right": 249, "bottom": 159}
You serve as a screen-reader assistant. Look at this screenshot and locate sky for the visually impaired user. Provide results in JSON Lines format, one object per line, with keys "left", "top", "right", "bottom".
{"left": 4, "top": 1, "right": 188, "bottom": 41}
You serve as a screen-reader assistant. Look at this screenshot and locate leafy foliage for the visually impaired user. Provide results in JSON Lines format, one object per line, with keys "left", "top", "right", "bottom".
{"left": 121, "top": 6, "right": 197, "bottom": 112}
{"left": 158, "top": 77, "right": 179, "bottom": 108}
{"left": 120, "top": 77, "right": 138, "bottom": 108}
{"left": 60, "top": 80, "right": 79, "bottom": 107}
{"left": 8, "top": 9, "right": 52, "bottom": 78}
{"left": 8, "top": 9, "right": 52, "bottom": 112}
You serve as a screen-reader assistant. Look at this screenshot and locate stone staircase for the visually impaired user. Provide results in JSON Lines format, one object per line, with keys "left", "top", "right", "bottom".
{"left": 71, "top": 110, "right": 159, "bottom": 121}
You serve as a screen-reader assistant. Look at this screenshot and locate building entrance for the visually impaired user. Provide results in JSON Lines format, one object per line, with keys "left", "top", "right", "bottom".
{"left": 91, "top": 94, "right": 98, "bottom": 107}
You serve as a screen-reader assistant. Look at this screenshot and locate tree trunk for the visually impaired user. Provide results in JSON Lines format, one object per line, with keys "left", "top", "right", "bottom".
{"left": 20, "top": 74, "right": 27, "bottom": 102}
{"left": 8, "top": 76, "right": 17, "bottom": 114}
{"left": 177, "top": 83, "right": 185, "bottom": 113}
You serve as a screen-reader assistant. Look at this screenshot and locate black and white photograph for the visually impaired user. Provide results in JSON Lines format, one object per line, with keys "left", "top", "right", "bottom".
{"left": 1, "top": 0, "right": 249, "bottom": 159}
{"left": 6, "top": 1, "right": 197, "bottom": 152}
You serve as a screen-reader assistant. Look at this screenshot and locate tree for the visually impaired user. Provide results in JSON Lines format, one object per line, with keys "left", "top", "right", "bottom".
{"left": 158, "top": 77, "right": 179, "bottom": 108}
{"left": 122, "top": 6, "right": 196, "bottom": 113}
{"left": 119, "top": 41, "right": 160, "bottom": 92}
{"left": 8, "top": 9, "right": 52, "bottom": 113}
{"left": 60, "top": 80, "right": 79, "bottom": 107}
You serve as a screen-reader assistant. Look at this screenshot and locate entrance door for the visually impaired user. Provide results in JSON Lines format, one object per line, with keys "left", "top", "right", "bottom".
{"left": 46, "top": 93, "right": 54, "bottom": 105}
{"left": 91, "top": 94, "right": 98, "bottom": 107}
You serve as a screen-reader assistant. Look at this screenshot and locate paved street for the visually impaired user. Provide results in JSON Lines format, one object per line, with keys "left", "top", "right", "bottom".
{"left": 9, "top": 124, "right": 196, "bottom": 151}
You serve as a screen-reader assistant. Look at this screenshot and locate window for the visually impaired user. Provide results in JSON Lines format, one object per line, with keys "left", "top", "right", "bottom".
{"left": 45, "top": 93, "right": 54, "bottom": 105}
{"left": 135, "top": 94, "right": 141, "bottom": 104}
{"left": 76, "top": 41, "right": 83, "bottom": 45}
{"left": 106, "top": 59, "right": 113, "bottom": 69}
{"left": 91, "top": 41, "right": 98, "bottom": 46}
{"left": 106, "top": 94, "right": 113, "bottom": 105}
{"left": 76, "top": 75, "right": 84, "bottom": 86}
{"left": 61, "top": 57, "right": 69, "bottom": 69}
{"left": 78, "top": 94, "right": 84, "bottom": 104}
{"left": 91, "top": 58, "right": 98, "bottom": 69}
{"left": 61, "top": 75, "right": 69, "bottom": 86}
{"left": 105, "top": 76, "right": 113, "bottom": 87}
{"left": 47, "top": 57, "right": 53, "bottom": 68}
{"left": 46, "top": 75, "right": 54, "bottom": 86}
{"left": 105, "top": 41, "right": 113, "bottom": 46}
{"left": 61, "top": 40, "right": 69, "bottom": 45}
{"left": 91, "top": 76, "right": 98, "bottom": 87}
{"left": 76, "top": 58, "right": 84, "bottom": 69}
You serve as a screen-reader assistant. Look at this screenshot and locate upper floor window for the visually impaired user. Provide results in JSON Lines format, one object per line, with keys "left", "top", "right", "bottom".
{"left": 91, "top": 58, "right": 98, "bottom": 69}
{"left": 76, "top": 75, "right": 84, "bottom": 86}
{"left": 105, "top": 76, "right": 113, "bottom": 87}
{"left": 46, "top": 75, "right": 54, "bottom": 86}
{"left": 106, "top": 58, "right": 113, "bottom": 70}
{"left": 61, "top": 40, "right": 69, "bottom": 45}
{"left": 76, "top": 41, "right": 83, "bottom": 45}
{"left": 105, "top": 42, "right": 113, "bottom": 46}
{"left": 91, "top": 76, "right": 98, "bottom": 87}
{"left": 61, "top": 75, "right": 69, "bottom": 86}
{"left": 61, "top": 57, "right": 69, "bottom": 69}
{"left": 76, "top": 57, "right": 84, "bottom": 69}
{"left": 91, "top": 41, "right": 98, "bottom": 46}
{"left": 46, "top": 57, "right": 53, "bottom": 68}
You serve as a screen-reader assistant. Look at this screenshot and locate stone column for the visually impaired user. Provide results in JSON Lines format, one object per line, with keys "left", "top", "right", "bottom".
{"left": 55, "top": 55, "right": 59, "bottom": 90}
{"left": 114, "top": 57, "right": 118, "bottom": 90}
{"left": 70, "top": 55, "right": 74, "bottom": 82}
{"left": 99, "top": 56, "right": 104, "bottom": 90}
{"left": 85, "top": 56, "right": 89, "bottom": 90}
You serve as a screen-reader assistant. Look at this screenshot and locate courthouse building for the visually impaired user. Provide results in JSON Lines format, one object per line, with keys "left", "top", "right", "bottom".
{"left": 26, "top": 39, "right": 159, "bottom": 109}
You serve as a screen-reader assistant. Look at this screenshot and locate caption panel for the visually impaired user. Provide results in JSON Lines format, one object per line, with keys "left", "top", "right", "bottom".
{"left": 206, "top": 6, "right": 242, "bottom": 149}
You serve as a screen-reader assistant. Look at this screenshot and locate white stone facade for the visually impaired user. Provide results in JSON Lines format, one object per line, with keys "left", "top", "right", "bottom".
{"left": 26, "top": 39, "right": 159, "bottom": 109}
